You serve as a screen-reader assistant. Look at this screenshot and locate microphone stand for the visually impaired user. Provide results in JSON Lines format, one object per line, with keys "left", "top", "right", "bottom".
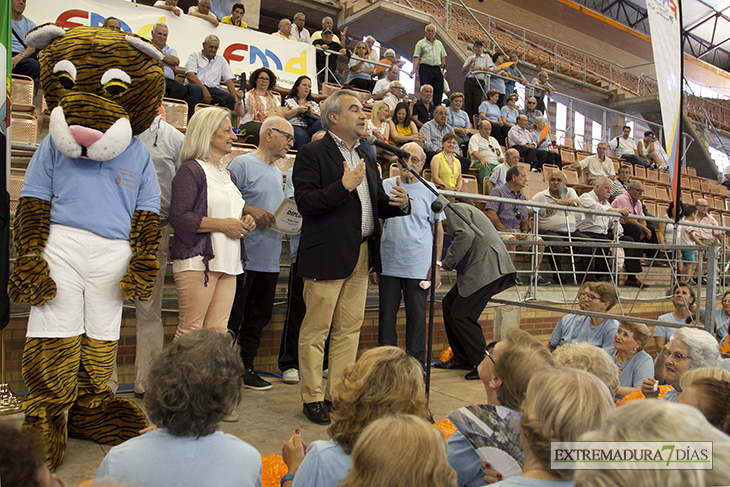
{"left": 389, "top": 150, "right": 484, "bottom": 403}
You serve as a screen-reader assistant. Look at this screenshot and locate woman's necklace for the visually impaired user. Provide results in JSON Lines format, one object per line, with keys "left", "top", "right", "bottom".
{"left": 200, "top": 159, "right": 231, "bottom": 185}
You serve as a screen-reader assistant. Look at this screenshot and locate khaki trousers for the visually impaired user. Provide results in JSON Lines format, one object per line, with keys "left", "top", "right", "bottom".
{"left": 299, "top": 241, "right": 369, "bottom": 403}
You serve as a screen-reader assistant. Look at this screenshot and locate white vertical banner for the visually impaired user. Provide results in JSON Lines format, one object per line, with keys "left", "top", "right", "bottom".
{"left": 646, "top": 0, "right": 681, "bottom": 193}
{"left": 24, "top": 0, "right": 317, "bottom": 93}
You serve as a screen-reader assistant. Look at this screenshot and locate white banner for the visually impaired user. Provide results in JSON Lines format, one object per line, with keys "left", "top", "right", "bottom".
{"left": 646, "top": 0, "right": 681, "bottom": 192}
{"left": 24, "top": 0, "right": 318, "bottom": 93}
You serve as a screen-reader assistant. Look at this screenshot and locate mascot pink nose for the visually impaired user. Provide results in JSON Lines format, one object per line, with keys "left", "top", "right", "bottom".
{"left": 69, "top": 125, "right": 104, "bottom": 147}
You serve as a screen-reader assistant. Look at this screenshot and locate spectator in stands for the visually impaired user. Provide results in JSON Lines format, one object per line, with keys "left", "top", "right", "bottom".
{"left": 0, "top": 424, "right": 63, "bottom": 487}
{"left": 221, "top": 3, "right": 247, "bottom": 27}
{"left": 227, "top": 117, "right": 293, "bottom": 392}
{"left": 576, "top": 401, "right": 730, "bottom": 487}
{"left": 282, "top": 75, "right": 322, "bottom": 149}
{"left": 519, "top": 96, "right": 543, "bottom": 129}
{"left": 133, "top": 113, "right": 185, "bottom": 400}
{"left": 292, "top": 12, "right": 310, "bottom": 42}
{"left": 365, "top": 35, "right": 380, "bottom": 63}
{"left": 388, "top": 101, "right": 425, "bottom": 146}
{"left": 411, "top": 24, "right": 447, "bottom": 106}
{"left": 487, "top": 147, "right": 519, "bottom": 194}
{"left": 169, "top": 108, "right": 255, "bottom": 337}
{"left": 530, "top": 170, "right": 589, "bottom": 285}
{"left": 379, "top": 81, "right": 407, "bottom": 112}
{"left": 281, "top": 347, "right": 428, "bottom": 487}
{"left": 430, "top": 133, "right": 463, "bottom": 191}
{"left": 154, "top": 0, "right": 182, "bottom": 17}
{"left": 609, "top": 321, "right": 653, "bottom": 399}
{"left": 447, "top": 92, "right": 474, "bottom": 151}
{"left": 721, "top": 165, "right": 730, "bottom": 190}
{"left": 346, "top": 42, "right": 377, "bottom": 92}
{"left": 678, "top": 205, "right": 702, "bottom": 284}
{"left": 486, "top": 165, "right": 548, "bottom": 285}
{"left": 102, "top": 17, "right": 121, "bottom": 30}
{"left": 446, "top": 329, "right": 554, "bottom": 485}
{"left": 373, "top": 143, "right": 444, "bottom": 363}
{"left": 367, "top": 101, "right": 397, "bottom": 170}
{"left": 654, "top": 282, "right": 696, "bottom": 356}
{"left": 468, "top": 119, "right": 504, "bottom": 190}
{"left": 413, "top": 84, "right": 436, "bottom": 128}
{"left": 185, "top": 34, "right": 241, "bottom": 112}
{"left": 422, "top": 106, "right": 467, "bottom": 173}
{"left": 610, "top": 163, "right": 632, "bottom": 201}
{"left": 702, "top": 289, "right": 730, "bottom": 343}
{"left": 611, "top": 179, "right": 654, "bottom": 288}
{"left": 569, "top": 142, "right": 615, "bottom": 184}
{"left": 575, "top": 177, "right": 635, "bottom": 281}
{"left": 373, "top": 64, "right": 401, "bottom": 99}
{"left": 507, "top": 114, "right": 544, "bottom": 172}
{"left": 635, "top": 130, "right": 664, "bottom": 170}
{"left": 530, "top": 70, "right": 554, "bottom": 113}
{"left": 656, "top": 201, "right": 680, "bottom": 262}
{"left": 342, "top": 414, "right": 457, "bottom": 487}
{"left": 150, "top": 23, "right": 193, "bottom": 118}
{"left": 678, "top": 376, "right": 730, "bottom": 435}
{"left": 642, "top": 327, "right": 721, "bottom": 402}
{"left": 240, "top": 67, "right": 282, "bottom": 142}
{"left": 272, "top": 18, "right": 296, "bottom": 41}
{"left": 11, "top": 0, "right": 39, "bottom": 78}
{"left": 551, "top": 342, "right": 620, "bottom": 398}
{"left": 531, "top": 116, "right": 562, "bottom": 168}
{"left": 313, "top": 28, "right": 347, "bottom": 86}
{"left": 380, "top": 48, "right": 405, "bottom": 70}
{"left": 435, "top": 205, "right": 518, "bottom": 379}
{"left": 479, "top": 89, "right": 509, "bottom": 145}
{"left": 486, "top": 52, "right": 508, "bottom": 107}
{"left": 497, "top": 368, "right": 614, "bottom": 485}
{"left": 499, "top": 93, "right": 520, "bottom": 130}
{"left": 694, "top": 198, "right": 722, "bottom": 245}
{"left": 189, "top": 0, "right": 219, "bottom": 27}
{"left": 503, "top": 54, "right": 527, "bottom": 96}
{"left": 95, "top": 329, "right": 262, "bottom": 486}
{"left": 311, "top": 16, "right": 347, "bottom": 44}
{"left": 548, "top": 282, "right": 619, "bottom": 351}
{"left": 462, "top": 40, "right": 490, "bottom": 124}
{"left": 608, "top": 125, "right": 645, "bottom": 166}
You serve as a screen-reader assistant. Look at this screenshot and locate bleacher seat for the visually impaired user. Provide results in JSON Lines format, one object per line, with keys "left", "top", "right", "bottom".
{"left": 161, "top": 98, "right": 188, "bottom": 131}
{"left": 10, "top": 114, "right": 37, "bottom": 144}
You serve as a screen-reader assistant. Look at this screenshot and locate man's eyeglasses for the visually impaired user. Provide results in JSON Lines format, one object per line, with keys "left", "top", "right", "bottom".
{"left": 513, "top": 207, "right": 522, "bottom": 219}
{"left": 487, "top": 144, "right": 501, "bottom": 156}
{"left": 271, "top": 127, "right": 294, "bottom": 143}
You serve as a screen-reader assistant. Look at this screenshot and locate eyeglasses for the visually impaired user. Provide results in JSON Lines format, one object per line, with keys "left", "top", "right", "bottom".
{"left": 697, "top": 204, "right": 709, "bottom": 207}
{"left": 549, "top": 177, "right": 564, "bottom": 182}
{"left": 258, "top": 77, "right": 270, "bottom": 82}
{"left": 513, "top": 206, "right": 522, "bottom": 218}
{"left": 487, "top": 144, "right": 501, "bottom": 156}
{"left": 271, "top": 127, "right": 294, "bottom": 143}
{"left": 630, "top": 188, "right": 645, "bottom": 194}
{"left": 483, "top": 348, "right": 495, "bottom": 365}
{"left": 665, "top": 350, "right": 692, "bottom": 361}
{"left": 527, "top": 101, "right": 536, "bottom": 105}
{"left": 579, "top": 292, "right": 602, "bottom": 301}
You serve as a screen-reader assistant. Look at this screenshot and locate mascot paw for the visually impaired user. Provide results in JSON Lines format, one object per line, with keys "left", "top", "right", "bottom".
{"left": 68, "top": 397, "right": 148, "bottom": 445}
{"left": 8, "top": 255, "right": 57, "bottom": 306}
{"left": 120, "top": 253, "right": 159, "bottom": 302}
{"left": 23, "top": 409, "right": 68, "bottom": 471}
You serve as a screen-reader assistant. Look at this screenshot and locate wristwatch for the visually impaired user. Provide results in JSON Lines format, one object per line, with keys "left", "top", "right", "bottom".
{"left": 436, "top": 260, "right": 443, "bottom": 268}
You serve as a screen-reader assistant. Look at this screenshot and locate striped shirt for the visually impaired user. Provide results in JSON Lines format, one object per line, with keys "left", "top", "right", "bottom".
{"left": 330, "top": 132, "right": 374, "bottom": 237}
{"left": 413, "top": 38, "right": 447, "bottom": 67}
{"left": 485, "top": 183, "right": 527, "bottom": 230}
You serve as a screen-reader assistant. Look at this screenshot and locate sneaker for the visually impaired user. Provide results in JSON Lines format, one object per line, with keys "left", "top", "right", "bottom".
{"left": 243, "top": 368, "right": 273, "bottom": 391}
{"left": 533, "top": 275, "right": 551, "bottom": 286}
{"left": 322, "top": 368, "right": 329, "bottom": 379}
{"left": 282, "top": 368, "right": 300, "bottom": 384}
{"left": 514, "top": 275, "right": 524, "bottom": 286}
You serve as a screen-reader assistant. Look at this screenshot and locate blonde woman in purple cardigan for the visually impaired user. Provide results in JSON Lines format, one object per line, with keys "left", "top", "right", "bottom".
{"left": 169, "top": 107, "right": 256, "bottom": 338}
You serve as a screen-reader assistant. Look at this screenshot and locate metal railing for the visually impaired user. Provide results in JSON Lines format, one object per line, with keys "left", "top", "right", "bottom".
{"left": 440, "top": 189, "right": 728, "bottom": 334}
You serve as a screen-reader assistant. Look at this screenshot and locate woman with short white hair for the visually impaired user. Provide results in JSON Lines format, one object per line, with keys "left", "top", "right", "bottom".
{"left": 642, "top": 327, "right": 721, "bottom": 402}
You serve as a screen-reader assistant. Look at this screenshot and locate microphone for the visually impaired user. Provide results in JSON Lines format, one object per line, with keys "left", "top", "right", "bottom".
{"left": 366, "top": 136, "right": 412, "bottom": 159}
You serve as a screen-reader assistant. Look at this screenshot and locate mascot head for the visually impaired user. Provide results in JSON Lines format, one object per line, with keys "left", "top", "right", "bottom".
{"left": 26, "top": 25, "right": 165, "bottom": 161}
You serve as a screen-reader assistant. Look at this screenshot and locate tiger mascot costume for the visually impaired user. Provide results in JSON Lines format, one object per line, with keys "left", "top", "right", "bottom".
{"left": 9, "top": 24, "right": 165, "bottom": 470}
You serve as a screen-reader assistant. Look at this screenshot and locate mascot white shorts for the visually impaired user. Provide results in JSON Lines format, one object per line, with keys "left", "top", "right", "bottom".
{"left": 26, "top": 224, "right": 132, "bottom": 341}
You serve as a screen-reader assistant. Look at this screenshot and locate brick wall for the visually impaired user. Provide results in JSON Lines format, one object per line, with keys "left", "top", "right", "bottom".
{"left": 3, "top": 297, "right": 696, "bottom": 393}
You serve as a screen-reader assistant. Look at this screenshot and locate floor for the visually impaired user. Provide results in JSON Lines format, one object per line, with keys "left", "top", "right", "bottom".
{"left": 0, "top": 367, "right": 486, "bottom": 486}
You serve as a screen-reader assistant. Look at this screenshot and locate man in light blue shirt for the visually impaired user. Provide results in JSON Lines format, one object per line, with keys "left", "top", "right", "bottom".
{"left": 11, "top": 0, "right": 39, "bottom": 78}
{"left": 227, "top": 117, "right": 293, "bottom": 391}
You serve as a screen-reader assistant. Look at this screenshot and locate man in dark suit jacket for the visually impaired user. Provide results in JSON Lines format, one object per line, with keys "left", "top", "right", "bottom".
{"left": 436, "top": 203, "right": 516, "bottom": 380}
{"left": 292, "top": 90, "right": 410, "bottom": 424}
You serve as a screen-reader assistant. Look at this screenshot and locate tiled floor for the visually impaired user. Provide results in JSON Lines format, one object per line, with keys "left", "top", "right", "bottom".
{"left": 0, "top": 367, "right": 486, "bottom": 486}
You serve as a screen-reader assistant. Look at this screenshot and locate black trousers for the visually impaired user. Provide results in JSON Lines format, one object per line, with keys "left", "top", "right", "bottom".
{"left": 579, "top": 231, "right": 640, "bottom": 280}
{"left": 12, "top": 53, "right": 39, "bottom": 78}
{"left": 541, "top": 230, "right": 591, "bottom": 278}
{"left": 512, "top": 145, "right": 538, "bottom": 164}
{"left": 228, "top": 270, "right": 278, "bottom": 369}
{"left": 419, "top": 64, "right": 444, "bottom": 105}
{"left": 463, "top": 77, "right": 486, "bottom": 125}
{"left": 378, "top": 276, "right": 428, "bottom": 363}
{"left": 278, "top": 262, "right": 329, "bottom": 371}
{"left": 164, "top": 78, "right": 193, "bottom": 118}
{"left": 442, "top": 274, "right": 511, "bottom": 367}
